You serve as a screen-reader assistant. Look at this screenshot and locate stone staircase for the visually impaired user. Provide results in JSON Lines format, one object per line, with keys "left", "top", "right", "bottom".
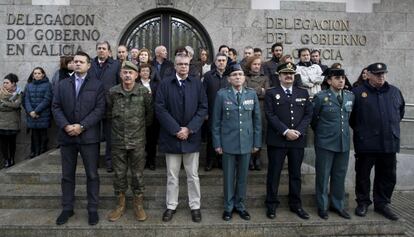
{"left": 0, "top": 147, "right": 407, "bottom": 237}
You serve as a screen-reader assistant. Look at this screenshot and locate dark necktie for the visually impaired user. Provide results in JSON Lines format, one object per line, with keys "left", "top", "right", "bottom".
{"left": 337, "top": 94, "right": 343, "bottom": 105}
{"left": 285, "top": 88, "right": 292, "bottom": 97}
{"left": 180, "top": 79, "right": 185, "bottom": 88}
{"left": 236, "top": 92, "right": 241, "bottom": 105}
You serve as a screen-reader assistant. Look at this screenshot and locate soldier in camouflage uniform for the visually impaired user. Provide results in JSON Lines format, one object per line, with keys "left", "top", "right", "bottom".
{"left": 106, "top": 61, "right": 153, "bottom": 222}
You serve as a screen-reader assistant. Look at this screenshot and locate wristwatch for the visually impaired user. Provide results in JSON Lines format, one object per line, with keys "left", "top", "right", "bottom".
{"left": 80, "top": 125, "right": 85, "bottom": 132}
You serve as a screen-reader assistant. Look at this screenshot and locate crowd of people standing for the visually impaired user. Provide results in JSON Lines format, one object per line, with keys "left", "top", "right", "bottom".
{"left": 0, "top": 41, "right": 405, "bottom": 226}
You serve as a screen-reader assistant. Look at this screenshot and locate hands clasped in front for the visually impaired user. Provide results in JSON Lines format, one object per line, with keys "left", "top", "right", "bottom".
{"left": 64, "top": 124, "right": 83, "bottom": 136}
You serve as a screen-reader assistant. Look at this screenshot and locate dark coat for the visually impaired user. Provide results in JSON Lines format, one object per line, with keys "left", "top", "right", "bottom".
{"left": 89, "top": 57, "right": 121, "bottom": 92}
{"left": 151, "top": 58, "right": 174, "bottom": 80}
{"left": 155, "top": 75, "right": 208, "bottom": 154}
{"left": 52, "top": 74, "right": 106, "bottom": 145}
{"left": 24, "top": 77, "right": 53, "bottom": 129}
{"left": 350, "top": 81, "right": 405, "bottom": 153}
{"left": 203, "top": 69, "right": 229, "bottom": 120}
{"left": 264, "top": 86, "right": 313, "bottom": 148}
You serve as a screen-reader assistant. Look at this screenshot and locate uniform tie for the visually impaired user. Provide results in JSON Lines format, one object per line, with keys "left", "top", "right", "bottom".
{"left": 285, "top": 88, "right": 292, "bottom": 97}
{"left": 236, "top": 92, "right": 241, "bottom": 105}
{"left": 337, "top": 93, "right": 343, "bottom": 105}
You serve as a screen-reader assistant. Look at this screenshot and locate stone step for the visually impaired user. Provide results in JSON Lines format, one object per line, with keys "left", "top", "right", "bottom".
{"left": 1, "top": 155, "right": 316, "bottom": 186}
{"left": 0, "top": 183, "right": 327, "bottom": 210}
{"left": 0, "top": 208, "right": 405, "bottom": 237}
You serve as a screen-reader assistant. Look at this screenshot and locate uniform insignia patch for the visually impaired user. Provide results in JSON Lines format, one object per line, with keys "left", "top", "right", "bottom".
{"left": 275, "top": 94, "right": 280, "bottom": 100}
{"left": 362, "top": 92, "right": 368, "bottom": 98}
{"left": 243, "top": 99, "right": 254, "bottom": 105}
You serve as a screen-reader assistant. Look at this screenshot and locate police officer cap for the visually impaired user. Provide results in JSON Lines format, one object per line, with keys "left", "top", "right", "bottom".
{"left": 367, "top": 62, "right": 387, "bottom": 74}
{"left": 277, "top": 62, "right": 296, "bottom": 74}
{"left": 228, "top": 64, "right": 243, "bottom": 74}
{"left": 121, "top": 61, "right": 138, "bottom": 72}
{"left": 322, "top": 68, "right": 345, "bottom": 77}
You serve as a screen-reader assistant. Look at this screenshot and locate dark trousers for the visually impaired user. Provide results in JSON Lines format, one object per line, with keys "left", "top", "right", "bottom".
{"left": 102, "top": 118, "right": 112, "bottom": 168}
{"left": 206, "top": 131, "right": 222, "bottom": 167}
{"left": 355, "top": 153, "right": 396, "bottom": 208}
{"left": 145, "top": 121, "right": 159, "bottom": 167}
{"left": 60, "top": 143, "right": 100, "bottom": 212}
{"left": 31, "top": 128, "right": 48, "bottom": 156}
{"left": 0, "top": 134, "right": 16, "bottom": 161}
{"left": 266, "top": 146, "right": 304, "bottom": 209}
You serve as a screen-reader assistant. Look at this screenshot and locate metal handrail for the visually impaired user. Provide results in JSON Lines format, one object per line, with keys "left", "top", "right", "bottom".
{"left": 403, "top": 103, "right": 414, "bottom": 122}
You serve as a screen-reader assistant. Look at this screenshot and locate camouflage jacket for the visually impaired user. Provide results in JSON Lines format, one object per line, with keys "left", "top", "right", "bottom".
{"left": 107, "top": 83, "right": 153, "bottom": 149}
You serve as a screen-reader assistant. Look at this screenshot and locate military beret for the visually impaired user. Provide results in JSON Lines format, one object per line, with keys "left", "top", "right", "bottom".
{"left": 277, "top": 62, "right": 296, "bottom": 74}
{"left": 228, "top": 64, "right": 243, "bottom": 75}
{"left": 367, "top": 62, "right": 387, "bottom": 74}
{"left": 322, "top": 68, "right": 345, "bottom": 77}
{"left": 121, "top": 61, "right": 138, "bottom": 72}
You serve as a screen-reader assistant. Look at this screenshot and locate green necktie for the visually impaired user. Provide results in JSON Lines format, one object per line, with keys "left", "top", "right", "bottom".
{"left": 237, "top": 92, "right": 241, "bottom": 105}
{"left": 337, "top": 93, "right": 343, "bottom": 105}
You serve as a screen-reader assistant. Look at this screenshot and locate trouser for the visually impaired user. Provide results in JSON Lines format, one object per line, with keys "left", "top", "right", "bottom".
{"left": 165, "top": 152, "right": 200, "bottom": 210}
{"left": 355, "top": 152, "right": 396, "bottom": 208}
{"left": 112, "top": 146, "right": 146, "bottom": 195}
{"left": 315, "top": 147, "right": 349, "bottom": 211}
{"left": 60, "top": 143, "right": 100, "bottom": 212}
{"left": 31, "top": 128, "right": 48, "bottom": 155}
{"left": 145, "top": 121, "right": 159, "bottom": 167}
{"left": 101, "top": 118, "right": 112, "bottom": 169}
{"left": 266, "top": 146, "right": 304, "bottom": 210}
{"left": 222, "top": 152, "right": 250, "bottom": 212}
{"left": 206, "top": 131, "right": 222, "bottom": 167}
{"left": 0, "top": 134, "right": 17, "bottom": 163}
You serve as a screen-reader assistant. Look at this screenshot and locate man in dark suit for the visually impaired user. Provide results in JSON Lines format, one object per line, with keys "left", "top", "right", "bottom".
{"left": 155, "top": 54, "right": 208, "bottom": 223}
{"left": 53, "top": 51, "right": 106, "bottom": 225}
{"left": 89, "top": 41, "right": 121, "bottom": 172}
{"left": 264, "top": 62, "right": 313, "bottom": 220}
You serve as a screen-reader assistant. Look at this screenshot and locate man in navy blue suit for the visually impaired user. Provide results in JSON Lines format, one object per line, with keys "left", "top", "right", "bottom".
{"left": 53, "top": 51, "right": 106, "bottom": 226}
{"left": 264, "top": 62, "right": 313, "bottom": 220}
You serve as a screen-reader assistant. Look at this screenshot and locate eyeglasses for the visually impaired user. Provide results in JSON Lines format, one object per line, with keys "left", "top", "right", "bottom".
{"left": 176, "top": 63, "right": 189, "bottom": 66}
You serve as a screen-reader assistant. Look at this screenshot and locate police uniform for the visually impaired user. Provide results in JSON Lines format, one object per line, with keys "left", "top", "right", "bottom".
{"left": 264, "top": 63, "right": 313, "bottom": 217}
{"left": 211, "top": 66, "right": 262, "bottom": 216}
{"left": 350, "top": 63, "right": 405, "bottom": 220}
{"left": 311, "top": 68, "right": 354, "bottom": 217}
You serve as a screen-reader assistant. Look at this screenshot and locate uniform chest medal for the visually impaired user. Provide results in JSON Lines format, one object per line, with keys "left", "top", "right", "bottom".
{"left": 224, "top": 100, "right": 233, "bottom": 105}
{"left": 243, "top": 99, "right": 254, "bottom": 105}
{"left": 361, "top": 92, "right": 368, "bottom": 98}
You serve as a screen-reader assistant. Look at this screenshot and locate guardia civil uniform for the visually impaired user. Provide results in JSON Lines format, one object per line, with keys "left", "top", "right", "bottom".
{"left": 212, "top": 67, "right": 262, "bottom": 215}
{"left": 311, "top": 69, "right": 354, "bottom": 214}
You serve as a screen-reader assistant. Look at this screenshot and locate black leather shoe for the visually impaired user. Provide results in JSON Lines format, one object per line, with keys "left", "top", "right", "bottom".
{"left": 88, "top": 211, "right": 99, "bottom": 225}
{"left": 204, "top": 163, "right": 213, "bottom": 171}
{"left": 330, "top": 207, "right": 350, "bottom": 219}
{"left": 222, "top": 211, "right": 232, "bottom": 221}
{"left": 290, "top": 207, "right": 310, "bottom": 219}
{"left": 355, "top": 204, "right": 368, "bottom": 217}
{"left": 374, "top": 205, "right": 398, "bottom": 221}
{"left": 191, "top": 209, "right": 202, "bottom": 223}
{"left": 162, "top": 209, "right": 176, "bottom": 222}
{"left": 318, "top": 209, "right": 328, "bottom": 220}
{"left": 56, "top": 210, "right": 74, "bottom": 225}
{"left": 235, "top": 209, "right": 251, "bottom": 220}
{"left": 266, "top": 208, "right": 276, "bottom": 219}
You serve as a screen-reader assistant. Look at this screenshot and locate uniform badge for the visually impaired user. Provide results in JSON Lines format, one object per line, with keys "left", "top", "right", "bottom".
{"left": 275, "top": 94, "right": 280, "bottom": 100}
{"left": 324, "top": 97, "right": 329, "bottom": 102}
{"left": 361, "top": 92, "right": 368, "bottom": 98}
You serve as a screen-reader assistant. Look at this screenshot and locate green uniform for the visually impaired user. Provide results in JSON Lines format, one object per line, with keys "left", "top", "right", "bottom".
{"left": 107, "top": 83, "right": 153, "bottom": 195}
{"left": 311, "top": 88, "right": 354, "bottom": 211}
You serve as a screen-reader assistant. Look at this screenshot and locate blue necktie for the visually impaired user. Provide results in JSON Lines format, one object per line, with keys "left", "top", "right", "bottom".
{"left": 76, "top": 78, "right": 84, "bottom": 97}
{"left": 285, "top": 88, "right": 291, "bottom": 97}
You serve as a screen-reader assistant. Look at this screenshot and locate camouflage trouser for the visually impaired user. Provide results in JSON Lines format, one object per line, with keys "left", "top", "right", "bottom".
{"left": 112, "top": 146, "right": 146, "bottom": 195}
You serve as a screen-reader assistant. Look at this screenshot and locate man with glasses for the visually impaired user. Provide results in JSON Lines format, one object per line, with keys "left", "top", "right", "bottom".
{"left": 211, "top": 64, "right": 261, "bottom": 221}
{"left": 350, "top": 62, "right": 405, "bottom": 221}
{"left": 155, "top": 54, "right": 208, "bottom": 223}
